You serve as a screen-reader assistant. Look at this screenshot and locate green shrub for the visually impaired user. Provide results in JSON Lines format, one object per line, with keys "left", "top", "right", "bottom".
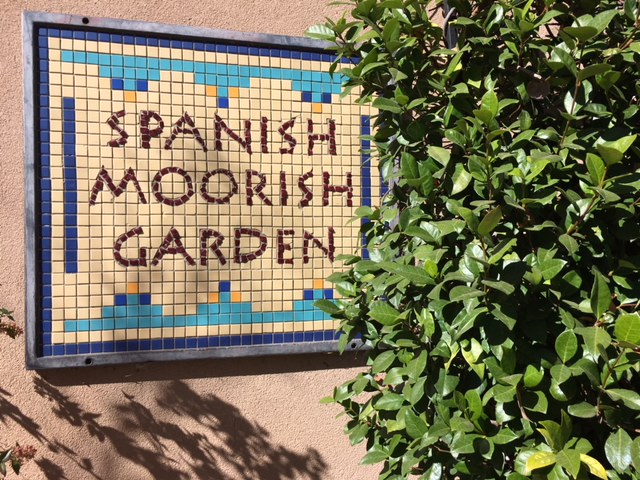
{"left": 309, "top": 0, "right": 640, "bottom": 478}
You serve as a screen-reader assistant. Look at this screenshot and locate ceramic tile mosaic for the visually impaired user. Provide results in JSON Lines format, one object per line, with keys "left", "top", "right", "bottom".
{"left": 27, "top": 18, "right": 379, "bottom": 364}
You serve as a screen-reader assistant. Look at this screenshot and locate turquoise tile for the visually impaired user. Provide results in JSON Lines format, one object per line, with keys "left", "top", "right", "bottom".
{"left": 239, "top": 78, "right": 251, "bottom": 88}
{"left": 124, "top": 56, "right": 136, "bottom": 67}
{"left": 136, "top": 69, "right": 148, "bottom": 80}
{"left": 192, "top": 315, "right": 205, "bottom": 326}
{"left": 217, "top": 313, "right": 230, "bottom": 325}
{"left": 151, "top": 305, "right": 163, "bottom": 316}
{"left": 313, "top": 290, "right": 324, "bottom": 300}
{"left": 103, "top": 319, "right": 115, "bottom": 330}
{"left": 218, "top": 77, "right": 228, "bottom": 87}
{"left": 149, "top": 70, "right": 161, "bottom": 81}
{"left": 185, "top": 315, "right": 198, "bottom": 326}
{"left": 127, "top": 305, "right": 139, "bottom": 316}
{"left": 262, "top": 312, "right": 274, "bottom": 322}
{"left": 139, "top": 317, "right": 151, "bottom": 328}
{"left": 171, "top": 59, "right": 183, "bottom": 70}
{"left": 115, "top": 306, "right": 127, "bottom": 317}
{"left": 220, "top": 292, "right": 231, "bottom": 303}
{"left": 218, "top": 87, "right": 228, "bottom": 97}
{"left": 64, "top": 320, "right": 76, "bottom": 332}
{"left": 98, "top": 64, "right": 110, "bottom": 76}
{"left": 126, "top": 318, "right": 138, "bottom": 329}
{"left": 112, "top": 67, "right": 124, "bottom": 78}
{"left": 229, "top": 314, "right": 242, "bottom": 325}
{"left": 162, "top": 316, "right": 174, "bottom": 327}
{"left": 208, "top": 304, "right": 220, "bottom": 314}
{"left": 148, "top": 58, "right": 159, "bottom": 69}
{"left": 205, "top": 63, "right": 216, "bottom": 74}
{"left": 197, "top": 304, "right": 208, "bottom": 315}
{"left": 123, "top": 79, "right": 137, "bottom": 90}
{"left": 228, "top": 77, "right": 239, "bottom": 87}
{"left": 195, "top": 73, "right": 205, "bottom": 84}
{"left": 87, "top": 52, "right": 99, "bottom": 64}
{"left": 115, "top": 319, "right": 127, "bottom": 329}
{"left": 228, "top": 65, "right": 238, "bottom": 75}
{"left": 76, "top": 320, "right": 90, "bottom": 331}
{"left": 195, "top": 62, "right": 205, "bottom": 73}
{"left": 239, "top": 66, "right": 250, "bottom": 77}
{"left": 196, "top": 315, "right": 208, "bottom": 326}
{"left": 174, "top": 316, "right": 186, "bottom": 327}
{"left": 218, "top": 64, "right": 227, "bottom": 74}
{"left": 89, "top": 320, "right": 102, "bottom": 331}
{"left": 150, "top": 317, "right": 163, "bottom": 328}
{"left": 73, "top": 51, "right": 85, "bottom": 63}
{"left": 160, "top": 59, "right": 171, "bottom": 70}
{"left": 135, "top": 57, "right": 147, "bottom": 68}
{"left": 294, "top": 301, "right": 306, "bottom": 311}
{"left": 138, "top": 305, "right": 152, "bottom": 316}
{"left": 124, "top": 68, "right": 136, "bottom": 79}
{"left": 111, "top": 55, "right": 123, "bottom": 66}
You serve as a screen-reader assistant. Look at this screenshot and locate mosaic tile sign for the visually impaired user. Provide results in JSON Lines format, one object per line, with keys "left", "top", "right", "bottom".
{"left": 24, "top": 13, "right": 378, "bottom": 368}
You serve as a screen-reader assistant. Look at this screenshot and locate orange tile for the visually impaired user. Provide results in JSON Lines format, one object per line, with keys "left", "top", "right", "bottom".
{"left": 229, "top": 87, "right": 240, "bottom": 98}
{"left": 127, "top": 283, "right": 139, "bottom": 294}
{"left": 209, "top": 292, "right": 219, "bottom": 303}
{"left": 314, "top": 279, "right": 324, "bottom": 290}
{"left": 231, "top": 292, "right": 243, "bottom": 302}
{"left": 124, "top": 91, "right": 137, "bottom": 103}
{"left": 312, "top": 103, "right": 323, "bottom": 113}
{"left": 206, "top": 86, "right": 217, "bottom": 97}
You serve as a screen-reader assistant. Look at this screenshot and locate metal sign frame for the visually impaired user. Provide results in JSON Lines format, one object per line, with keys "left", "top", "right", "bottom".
{"left": 24, "top": 12, "right": 373, "bottom": 369}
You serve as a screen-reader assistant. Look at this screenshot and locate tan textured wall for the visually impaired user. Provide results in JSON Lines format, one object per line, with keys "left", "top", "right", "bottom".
{"left": 0, "top": 1, "right": 378, "bottom": 478}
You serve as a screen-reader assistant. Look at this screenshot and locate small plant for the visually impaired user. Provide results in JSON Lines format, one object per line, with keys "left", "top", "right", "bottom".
{"left": 310, "top": 0, "right": 640, "bottom": 478}
{"left": 0, "top": 308, "right": 35, "bottom": 477}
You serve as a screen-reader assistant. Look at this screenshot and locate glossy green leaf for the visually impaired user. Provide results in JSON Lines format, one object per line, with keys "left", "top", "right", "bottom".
{"left": 369, "top": 302, "right": 402, "bottom": 325}
{"left": 556, "top": 449, "right": 581, "bottom": 478}
{"left": 614, "top": 313, "right": 640, "bottom": 345}
{"left": 372, "top": 97, "right": 402, "bottom": 113}
{"left": 478, "top": 206, "right": 502, "bottom": 237}
{"left": 567, "top": 402, "right": 597, "bottom": 418}
{"left": 374, "top": 393, "right": 405, "bottom": 411}
{"left": 555, "top": 330, "right": 578, "bottom": 363}
{"left": 596, "top": 134, "right": 637, "bottom": 165}
{"left": 605, "top": 429, "right": 632, "bottom": 472}
{"left": 526, "top": 451, "right": 556, "bottom": 474}
{"left": 563, "top": 25, "right": 598, "bottom": 41}
{"left": 605, "top": 389, "right": 640, "bottom": 410}
{"left": 451, "top": 163, "right": 472, "bottom": 195}
{"left": 590, "top": 268, "right": 611, "bottom": 319}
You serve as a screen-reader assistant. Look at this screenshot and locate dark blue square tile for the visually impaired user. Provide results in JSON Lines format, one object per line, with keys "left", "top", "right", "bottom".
{"left": 303, "top": 290, "right": 313, "bottom": 300}
{"left": 112, "top": 79, "right": 124, "bottom": 90}
{"left": 139, "top": 293, "right": 151, "bottom": 305}
{"left": 218, "top": 97, "right": 229, "bottom": 109}
{"left": 87, "top": 32, "right": 98, "bottom": 41}
{"left": 115, "top": 294, "right": 127, "bottom": 306}
{"left": 220, "top": 337, "right": 230, "bottom": 346}
{"left": 186, "top": 338, "right": 197, "bottom": 348}
{"left": 219, "top": 281, "right": 231, "bottom": 292}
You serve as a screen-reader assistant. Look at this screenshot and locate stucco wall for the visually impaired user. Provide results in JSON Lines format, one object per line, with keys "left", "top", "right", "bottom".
{"left": 0, "top": 1, "right": 378, "bottom": 478}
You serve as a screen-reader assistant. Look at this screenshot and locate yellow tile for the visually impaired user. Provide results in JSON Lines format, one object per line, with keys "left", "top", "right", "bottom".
{"left": 206, "top": 86, "right": 217, "bottom": 97}
{"left": 231, "top": 292, "right": 243, "bottom": 303}
{"left": 209, "top": 292, "right": 219, "bottom": 303}
{"left": 127, "top": 283, "right": 139, "bottom": 294}
{"left": 314, "top": 279, "right": 324, "bottom": 290}
{"left": 312, "top": 103, "right": 323, "bottom": 114}
{"left": 229, "top": 87, "right": 240, "bottom": 98}
{"left": 124, "top": 91, "right": 137, "bottom": 103}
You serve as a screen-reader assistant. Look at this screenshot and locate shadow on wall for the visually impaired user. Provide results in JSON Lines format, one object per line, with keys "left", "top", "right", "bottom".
{"left": 27, "top": 377, "right": 327, "bottom": 480}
